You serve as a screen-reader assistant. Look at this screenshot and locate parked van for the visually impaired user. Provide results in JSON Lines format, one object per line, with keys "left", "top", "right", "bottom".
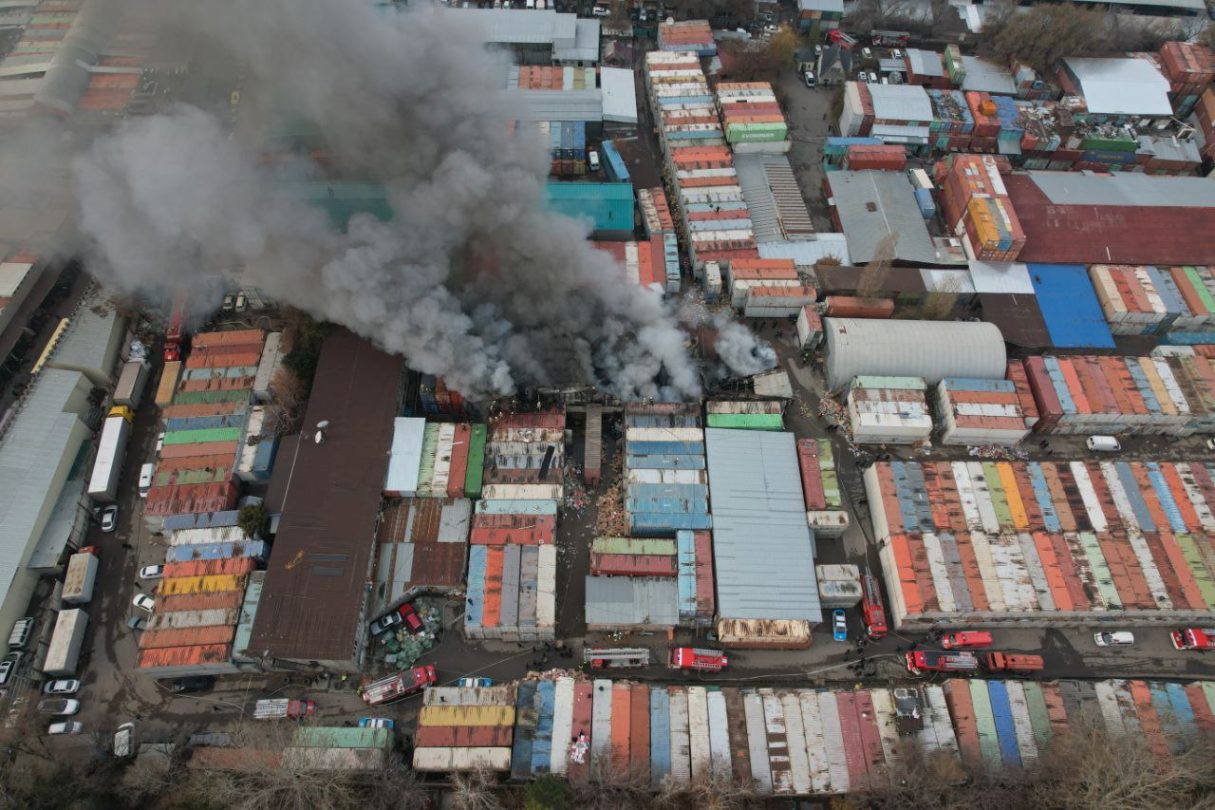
{"left": 138, "top": 463, "right": 154, "bottom": 498}
{"left": 587, "top": 150, "right": 601, "bottom": 172}
{"left": 1086, "top": 435, "right": 1121, "bottom": 452}
{"left": 8, "top": 618, "right": 33, "bottom": 650}
{"left": 804, "top": 70, "right": 816, "bottom": 87}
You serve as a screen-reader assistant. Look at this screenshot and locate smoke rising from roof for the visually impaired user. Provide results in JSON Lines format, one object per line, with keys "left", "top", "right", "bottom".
{"left": 71, "top": 0, "right": 768, "bottom": 401}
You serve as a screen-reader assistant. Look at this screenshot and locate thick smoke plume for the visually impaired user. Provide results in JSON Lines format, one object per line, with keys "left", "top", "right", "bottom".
{"left": 72, "top": 0, "right": 767, "bottom": 401}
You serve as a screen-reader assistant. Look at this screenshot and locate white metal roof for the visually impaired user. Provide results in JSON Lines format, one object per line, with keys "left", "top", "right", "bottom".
{"left": 968, "top": 261, "right": 1035, "bottom": 295}
{"left": 705, "top": 429, "right": 821, "bottom": 623}
{"left": 905, "top": 48, "right": 944, "bottom": 78}
{"left": 870, "top": 123, "right": 930, "bottom": 144}
{"left": 0, "top": 260, "right": 31, "bottom": 298}
{"left": 823, "top": 318, "right": 1007, "bottom": 390}
{"left": 735, "top": 154, "right": 813, "bottom": 243}
{"left": 826, "top": 171, "right": 938, "bottom": 266}
{"left": 758, "top": 234, "right": 851, "bottom": 267}
{"left": 506, "top": 88, "right": 603, "bottom": 122}
{"left": 1028, "top": 171, "right": 1215, "bottom": 207}
{"left": 867, "top": 83, "right": 933, "bottom": 123}
{"left": 599, "top": 67, "right": 637, "bottom": 124}
{"left": 385, "top": 418, "right": 425, "bottom": 496}
{"left": 959, "top": 56, "right": 1015, "bottom": 95}
{"left": 554, "top": 18, "right": 600, "bottom": 63}
{"left": 1064, "top": 57, "right": 1172, "bottom": 117}
{"left": 465, "top": 8, "right": 575, "bottom": 45}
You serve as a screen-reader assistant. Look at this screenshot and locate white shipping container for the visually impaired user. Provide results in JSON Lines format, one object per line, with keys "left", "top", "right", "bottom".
{"left": 591, "top": 680, "right": 614, "bottom": 767}
{"left": 799, "top": 692, "right": 831, "bottom": 794}
{"left": 743, "top": 692, "right": 772, "bottom": 793}
{"left": 146, "top": 608, "right": 239, "bottom": 630}
{"left": 536, "top": 544, "right": 557, "bottom": 629}
{"left": 780, "top": 693, "right": 812, "bottom": 795}
{"left": 1094, "top": 681, "right": 1126, "bottom": 736}
{"left": 869, "top": 689, "right": 902, "bottom": 765}
{"left": 761, "top": 692, "right": 792, "bottom": 794}
{"left": 422, "top": 685, "right": 518, "bottom": 706}
{"left": 668, "top": 687, "right": 692, "bottom": 787}
{"left": 626, "top": 468, "right": 706, "bottom": 485}
{"left": 551, "top": 677, "right": 575, "bottom": 774}
{"left": 1112, "top": 681, "right": 1142, "bottom": 735}
{"left": 430, "top": 423, "right": 456, "bottom": 495}
{"left": 1005, "top": 681, "right": 1039, "bottom": 765}
{"left": 818, "top": 691, "right": 849, "bottom": 794}
{"left": 706, "top": 689, "right": 731, "bottom": 780}
{"left": 480, "top": 484, "right": 563, "bottom": 501}
{"left": 165, "top": 526, "right": 249, "bottom": 547}
{"left": 626, "top": 427, "right": 704, "bottom": 443}
{"left": 924, "top": 687, "right": 959, "bottom": 755}
{"left": 411, "top": 747, "right": 512, "bottom": 772}
{"left": 687, "top": 686, "right": 711, "bottom": 781}
{"left": 253, "top": 332, "right": 283, "bottom": 402}
{"left": 385, "top": 417, "right": 426, "bottom": 497}
{"left": 87, "top": 416, "right": 131, "bottom": 503}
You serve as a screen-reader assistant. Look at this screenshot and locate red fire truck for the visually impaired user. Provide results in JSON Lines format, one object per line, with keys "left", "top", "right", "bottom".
{"left": 940, "top": 631, "right": 993, "bottom": 650}
{"left": 361, "top": 665, "right": 437, "bottom": 706}
{"left": 669, "top": 648, "right": 727, "bottom": 672}
{"left": 1171, "top": 628, "right": 1215, "bottom": 650}
{"left": 905, "top": 650, "right": 980, "bottom": 676}
{"left": 860, "top": 570, "right": 888, "bottom": 640}
{"left": 163, "top": 294, "right": 189, "bottom": 362}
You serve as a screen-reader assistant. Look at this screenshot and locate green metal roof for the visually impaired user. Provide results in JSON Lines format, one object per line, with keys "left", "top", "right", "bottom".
{"left": 591, "top": 537, "right": 677, "bottom": 556}
{"left": 705, "top": 413, "right": 785, "bottom": 431}
{"left": 545, "top": 181, "right": 634, "bottom": 234}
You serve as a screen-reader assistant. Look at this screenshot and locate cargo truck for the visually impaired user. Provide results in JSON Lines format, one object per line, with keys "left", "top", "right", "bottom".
{"left": 669, "top": 647, "right": 728, "bottom": 672}
{"left": 252, "top": 698, "right": 315, "bottom": 720}
{"left": 87, "top": 413, "right": 132, "bottom": 503}
{"left": 361, "top": 665, "right": 437, "bottom": 706}
{"left": 61, "top": 553, "right": 99, "bottom": 605}
{"left": 905, "top": 650, "right": 980, "bottom": 675}
{"left": 584, "top": 647, "right": 651, "bottom": 669}
{"left": 113, "top": 359, "right": 150, "bottom": 409}
{"left": 1171, "top": 628, "right": 1215, "bottom": 650}
{"left": 983, "top": 652, "right": 1045, "bottom": 673}
{"left": 42, "top": 609, "right": 88, "bottom": 677}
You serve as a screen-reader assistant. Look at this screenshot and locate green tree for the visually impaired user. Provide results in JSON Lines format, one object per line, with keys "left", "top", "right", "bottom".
{"left": 238, "top": 503, "right": 269, "bottom": 539}
{"left": 524, "top": 774, "right": 569, "bottom": 810}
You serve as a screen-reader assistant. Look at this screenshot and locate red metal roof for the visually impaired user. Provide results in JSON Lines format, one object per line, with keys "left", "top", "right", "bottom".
{"left": 1005, "top": 174, "right": 1215, "bottom": 265}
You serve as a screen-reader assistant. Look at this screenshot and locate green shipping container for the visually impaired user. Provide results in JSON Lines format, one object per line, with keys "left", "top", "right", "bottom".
{"left": 1020, "top": 682, "right": 1052, "bottom": 748}
{"left": 969, "top": 680, "right": 1001, "bottom": 769}
{"left": 705, "top": 413, "right": 784, "bottom": 430}
{"left": 1175, "top": 534, "right": 1215, "bottom": 607}
{"left": 1078, "top": 532, "right": 1122, "bottom": 609}
{"left": 981, "top": 462, "right": 1012, "bottom": 530}
{"left": 164, "top": 427, "right": 244, "bottom": 446}
{"left": 171, "top": 389, "right": 251, "bottom": 406}
{"left": 156, "top": 468, "right": 230, "bottom": 486}
{"left": 591, "top": 537, "right": 677, "bottom": 556}
{"left": 293, "top": 726, "right": 392, "bottom": 749}
{"left": 464, "top": 424, "right": 487, "bottom": 498}
{"left": 1080, "top": 136, "right": 1136, "bottom": 152}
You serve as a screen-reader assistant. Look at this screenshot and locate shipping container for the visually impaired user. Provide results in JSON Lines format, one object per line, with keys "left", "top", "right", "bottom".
{"left": 42, "top": 609, "right": 87, "bottom": 677}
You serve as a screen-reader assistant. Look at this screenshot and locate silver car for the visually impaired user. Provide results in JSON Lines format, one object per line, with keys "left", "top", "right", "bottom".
{"left": 1093, "top": 631, "right": 1135, "bottom": 647}
{"left": 43, "top": 679, "right": 81, "bottom": 696}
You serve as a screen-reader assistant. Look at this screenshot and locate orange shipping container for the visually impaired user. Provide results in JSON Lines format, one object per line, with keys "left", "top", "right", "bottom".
{"left": 629, "top": 683, "right": 650, "bottom": 783}
{"left": 483, "top": 547, "right": 503, "bottom": 628}
{"left": 611, "top": 683, "right": 631, "bottom": 772}
{"left": 192, "top": 330, "right": 266, "bottom": 350}
{"left": 162, "top": 557, "right": 257, "bottom": 579}
{"left": 137, "top": 643, "right": 233, "bottom": 669}
{"left": 159, "top": 441, "right": 240, "bottom": 461}
{"left": 138, "top": 624, "right": 236, "bottom": 650}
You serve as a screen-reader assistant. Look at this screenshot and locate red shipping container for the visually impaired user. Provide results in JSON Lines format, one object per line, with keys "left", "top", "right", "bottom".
{"left": 797, "top": 438, "right": 826, "bottom": 510}
{"left": 590, "top": 553, "right": 677, "bottom": 577}
{"left": 823, "top": 296, "right": 895, "bottom": 318}
{"left": 414, "top": 724, "right": 514, "bottom": 748}
{"left": 567, "top": 679, "right": 594, "bottom": 784}
{"left": 693, "top": 531, "right": 715, "bottom": 616}
{"left": 611, "top": 683, "right": 631, "bottom": 772}
{"left": 629, "top": 684, "right": 650, "bottom": 783}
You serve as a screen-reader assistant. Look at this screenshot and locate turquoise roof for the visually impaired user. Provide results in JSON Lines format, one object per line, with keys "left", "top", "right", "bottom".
{"left": 545, "top": 181, "right": 634, "bottom": 234}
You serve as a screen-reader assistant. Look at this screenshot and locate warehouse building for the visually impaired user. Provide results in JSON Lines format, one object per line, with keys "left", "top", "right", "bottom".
{"left": 467, "top": 9, "right": 600, "bottom": 65}
{"left": 823, "top": 318, "right": 1007, "bottom": 391}
{"left": 1005, "top": 172, "right": 1215, "bottom": 266}
{"left": 248, "top": 329, "right": 401, "bottom": 672}
{"left": 825, "top": 172, "right": 958, "bottom": 266}
{"left": 1057, "top": 57, "right": 1173, "bottom": 121}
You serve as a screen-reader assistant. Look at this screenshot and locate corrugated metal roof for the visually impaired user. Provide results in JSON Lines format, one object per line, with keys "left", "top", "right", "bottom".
{"left": 1027, "top": 263, "right": 1116, "bottom": 349}
{"left": 734, "top": 154, "right": 814, "bottom": 243}
{"left": 826, "top": 171, "right": 939, "bottom": 266}
{"left": 554, "top": 18, "right": 600, "bottom": 63}
{"left": 1029, "top": 171, "right": 1214, "bottom": 208}
{"left": 1063, "top": 57, "right": 1172, "bottom": 117}
{"left": 1136, "top": 134, "right": 1201, "bottom": 163}
{"left": 585, "top": 576, "right": 679, "bottom": 626}
{"left": 28, "top": 478, "right": 85, "bottom": 571}
{"left": 959, "top": 56, "right": 1015, "bottom": 95}
{"left": 968, "top": 261, "right": 1034, "bottom": 295}
{"left": 823, "top": 318, "right": 1007, "bottom": 389}
{"left": 600, "top": 67, "right": 637, "bottom": 124}
{"left": 465, "top": 8, "right": 576, "bottom": 46}
{"left": 705, "top": 429, "right": 821, "bottom": 623}
{"left": 869, "top": 123, "right": 930, "bottom": 144}
{"left": 867, "top": 83, "right": 932, "bottom": 123}
{"left": 758, "top": 235, "right": 851, "bottom": 267}
{"left": 46, "top": 294, "right": 125, "bottom": 383}
{"left": 506, "top": 88, "right": 603, "bottom": 122}
{"left": 906, "top": 49, "right": 944, "bottom": 78}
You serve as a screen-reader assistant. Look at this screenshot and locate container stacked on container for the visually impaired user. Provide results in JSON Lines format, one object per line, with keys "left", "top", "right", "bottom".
{"left": 386, "top": 419, "right": 484, "bottom": 498}
{"left": 534, "top": 121, "right": 589, "bottom": 177}
{"left": 928, "top": 90, "right": 975, "bottom": 152}
{"left": 656, "top": 20, "right": 716, "bottom": 56}
{"left": 822, "top": 136, "right": 883, "bottom": 170}
{"left": 797, "top": 305, "right": 824, "bottom": 349}
{"left": 705, "top": 400, "right": 784, "bottom": 431}
{"left": 592, "top": 241, "right": 665, "bottom": 291}
{"left": 1019, "top": 354, "right": 1215, "bottom": 436}
{"left": 623, "top": 403, "right": 711, "bottom": 535}
{"left": 935, "top": 154, "right": 1025, "bottom": 262}
{"left": 817, "top": 564, "right": 862, "bottom": 607}
{"left": 837, "top": 82, "right": 875, "bottom": 137}
{"left": 159, "top": 519, "right": 268, "bottom": 564}
{"left": 465, "top": 412, "right": 561, "bottom": 642}
{"left": 846, "top": 376, "right": 932, "bottom": 445}
{"left": 721, "top": 257, "right": 812, "bottom": 317}
{"left": 413, "top": 684, "right": 517, "bottom": 772}
{"left": 935, "top": 378, "right": 1030, "bottom": 446}
{"left": 715, "top": 82, "right": 790, "bottom": 154}
{"left": 146, "top": 329, "right": 270, "bottom": 532}
{"left": 1090, "top": 265, "right": 1215, "bottom": 340}
{"left": 511, "top": 66, "right": 598, "bottom": 91}
{"left": 644, "top": 51, "right": 759, "bottom": 272}
{"left": 865, "top": 458, "right": 1215, "bottom": 629}
{"left": 1158, "top": 42, "right": 1214, "bottom": 118}
{"left": 637, "top": 187, "right": 681, "bottom": 293}
{"left": 1192, "top": 89, "right": 1215, "bottom": 163}
{"left": 796, "top": 438, "right": 849, "bottom": 537}
{"left": 137, "top": 556, "right": 258, "bottom": 677}
{"left": 843, "top": 144, "right": 906, "bottom": 171}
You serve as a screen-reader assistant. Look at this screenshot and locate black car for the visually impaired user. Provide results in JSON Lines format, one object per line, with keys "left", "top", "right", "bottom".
{"left": 170, "top": 676, "right": 216, "bottom": 694}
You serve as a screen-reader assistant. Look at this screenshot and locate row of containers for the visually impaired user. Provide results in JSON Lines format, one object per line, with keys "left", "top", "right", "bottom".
{"left": 864, "top": 459, "right": 1215, "bottom": 628}
{"left": 840, "top": 375, "right": 1030, "bottom": 447}
{"left": 622, "top": 403, "right": 711, "bottom": 536}
{"left": 585, "top": 532, "right": 716, "bottom": 629}
{"left": 417, "top": 676, "right": 1215, "bottom": 793}
{"left": 933, "top": 154, "right": 1025, "bottom": 263}
{"left": 383, "top": 418, "right": 487, "bottom": 499}
{"left": 637, "top": 187, "right": 681, "bottom": 294}
{"left": 1089, "top": 264, "right": 1215, "bottom": 339}
{"left": 643, "top": 51, "right": 759, "bottom": 273}
{"left": 715, "top": 82, "right": 790, "bottom": 150}
{"left": 1016, "top": 354, "right": 1215, "bottom": 436}
{"left": 656, "top": 20, "right": 716, "bottom": 56}
{"left": 145, "top": 329, "right": 281, "bottom": 532}
{"left": 463, "top": 412, "right": 564, "bottom": 642}
{"left": 719, "top": 257, "right": 814, "bottom": 319}
{"left": 796, "top": 438, "right": 849, "bottom": 538}
{"left": 416, "top": 373, "right": 467, "bottom": 416}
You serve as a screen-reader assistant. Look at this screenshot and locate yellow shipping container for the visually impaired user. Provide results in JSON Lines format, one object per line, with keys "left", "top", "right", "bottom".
{"left": 156, "top": 361, "right": 182, "bottom": 408}
{"left": 418, "top": 706, "right": 516, "bottom": 728}
{"left": 965, "top": 197, "right": 1002, "bottom": 249}
{"left": 1137, "top": 357, "right": 1176, "bottom": 416}
{"left": 157, "top": 574, "right": 247, "bottom": 596}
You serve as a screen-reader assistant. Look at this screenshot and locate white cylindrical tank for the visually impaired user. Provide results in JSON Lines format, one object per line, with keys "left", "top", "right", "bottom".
{"left": 823, "top": 318, "right": 1006, "bottom": 390}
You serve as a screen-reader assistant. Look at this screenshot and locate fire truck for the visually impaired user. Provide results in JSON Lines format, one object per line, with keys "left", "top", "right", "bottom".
{"left": 827, "top": 30, "right": 857, "bottom": 48}
{"left": 1171, "top": 628, "right": 1215, "bottom": 650}
{"left": 860, "top": 570, "right": 888, "bottom": 640}
{"left": 983, "top": 652, "right": 1045, "bottom": 673}
{"left": 361, "top": 665, "right": 437, "bottom": 706}
{"left": 669, "top": 647, "right": 727, "bottom": 672}
{"left": 584, "top": 647, "right": 652, "bottom": 669}
{"left": 940, "top": 631, "right": 993, "bottom": 650}
{"left": 905, "top": 650, "right": 980, "bottom": 675}
{"left": 163, "top": 294, "right": 189, "bottom": 362}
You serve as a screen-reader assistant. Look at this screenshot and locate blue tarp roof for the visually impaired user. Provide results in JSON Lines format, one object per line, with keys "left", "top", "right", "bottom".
{"left": 1028, "top": 263, "right": 1116, "bottom": 349}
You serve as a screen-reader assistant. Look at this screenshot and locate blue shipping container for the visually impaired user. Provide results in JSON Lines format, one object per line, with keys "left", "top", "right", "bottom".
{"left": 532, "top": 681, "right": 556, "bottom": 774}
{"left": 630, "top": 512, "right": 713, "bottom": 534}
{"left": 625, "top": 496, "right": 709, "bottom": 514}
{"left": 626, "top": 441, "right": 705, "bottom": 456}
{"left": 165, "top": 540, "right": 267, "bottom": 564}
{"left": 475, "top": 499, "right": 559, "bottom": 516}
{"left": 650, "top": 688, "right": 672, "bottom": 787}
{"left": 1147, "top": 463, "right": 1187, "bottom": 533}
{"left": 601, "top": 140, "right": 630, "bottom": 184}
{"left": 626, "top": 454, "right": 707, "bottom": 470}
{"left": 628, "top": 484, "right": 709, "bottom": 501}
{"left": 677, "top": 530, "right": 697, "bottom": 618}
{"left": 466, "top": 546, "right": 486, "bottom": 630}
{"left": 511, "top": 682, "right": 538, "bottom": 780}
{"left": 987, "top": 681, "right": 1023, "bottom": 769}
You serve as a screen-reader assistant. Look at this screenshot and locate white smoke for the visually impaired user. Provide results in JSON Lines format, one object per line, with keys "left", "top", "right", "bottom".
{"left": 72, "top": 0, "right": 764, "bottom": 400}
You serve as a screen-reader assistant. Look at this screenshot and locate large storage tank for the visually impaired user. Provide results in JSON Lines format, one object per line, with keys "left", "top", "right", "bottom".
{"left": 823, "top": 318, "right": 1007, "bottom": 390}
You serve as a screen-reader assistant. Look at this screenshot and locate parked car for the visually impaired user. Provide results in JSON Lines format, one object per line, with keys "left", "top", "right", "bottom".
{"left": 126, "top": 616, "right": 147, "bottom": 631}
{"left": 37, "top": 699, "right": 80, "bottom": 716}
{"left": 8, "top": 617, "right": 33, "bottom": 650}
{"left": 1094, "top": 631, "right": 1135, "bottom": 647}
{"left": 48, "top": 721, "right": 84, "bottom": 735}
{"left": 457, "top": 677, "right": 493, "bottom": 688}
{"left": 234, "top": 292, "right": 247, "bottom": 312}
{"left": 138, "top": 564, "right": 165, "bottom": 580}
{"left": 358, "top": 717, "right": 394, "bottom": 729}
{"left": 221, "top": 294, "right": 235, "bottom": 313}
{"left": 43, "top": 679, "right": 81, "bottom": 696}
{"left": 832, "top": 609, "right": 848, "bottom": 642}
{"left": 397, "top": 602, "right": 424, "bottom": 634}
{"left": 155, "top": 432, "right": 165, "bottom": 456}
{"left": 100, "top": 505, "right": 119, "bottom": 533}
{"left": 0, "top": 652, "right": 24, "bottom": 686}
{"left": 369, "top": 611, "right": 403, "bottom": 636}
{"left": 170, "top": 676, "right": 216, "bottom": 694}
{"left": 591, "top": 4, "right": 609, "bottom": 15}
{"left": 891, "top": 48, "right": 903, "bottom": 59}
{"left": 132, "top": 593, "right": 155, "bottom": 613}
{"left": 588, "top": 150, "right": 601, "bottom": 172}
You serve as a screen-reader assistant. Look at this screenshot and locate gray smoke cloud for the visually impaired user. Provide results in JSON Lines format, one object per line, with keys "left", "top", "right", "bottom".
{"left": 70, "top": 0, "right": 763, "bottom": 401}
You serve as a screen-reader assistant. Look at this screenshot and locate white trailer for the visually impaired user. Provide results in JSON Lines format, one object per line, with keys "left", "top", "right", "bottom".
{"left": 113, "top": 360, "right": 150, "bottom": 409}
{"left": 87, "top": 416, "right": 131, "bottom": 503}
{"left": 43, "top": 609, "right": 88, "bottom": 677}
{"left": 62, "top": 553, "right": 99, "bottom": 605}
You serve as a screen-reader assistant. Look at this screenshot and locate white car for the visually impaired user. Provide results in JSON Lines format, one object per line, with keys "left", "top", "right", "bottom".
{"left": 139, "top": 565, "right": 165, "bottom": 580}
{"left": 48, "top": 721, "right": 84, "bottom": 735}
{"left": 1093, "top": 631, "right": 1135, "bottom": 647}
{"left": 43, "top": 679, "right": 81, "bottom": 696}
{"left": 100, "top": 505, "right": 119, "bottom": 533}
{"left": 132, "top": 593, "right": 155, "bottom": 613}
{"left": 891, "top": 48, "right": 903, "bottom": 59}
{"left": 155, "top": 432, "right": 165, "bottom": 456}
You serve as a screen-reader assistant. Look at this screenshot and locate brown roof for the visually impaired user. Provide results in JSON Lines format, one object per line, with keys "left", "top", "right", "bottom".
{"left": 248, "top": 329, "right": 400, "bottom": 665}
{"left": 978, "top": 292, "right": 1052, "bottom": 349}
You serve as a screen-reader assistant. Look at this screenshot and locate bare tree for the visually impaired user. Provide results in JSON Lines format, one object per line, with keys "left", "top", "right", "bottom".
{"left": 984, "top": 4, "right": 1108, "bottom": 76}
{"left": 920, "top": 275, "right": 962, "bottom": 321}
{"left": 655, "top": 772, "right": 757, "bottom": 810}
{"left": 448, "top": 765, "right": 502, "bottom": 810}
{"left": 857, "top": 232, "right": 897, "bottom": 300}
{"left": 267, "top": 366, "right": 308, "bottom": 435}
